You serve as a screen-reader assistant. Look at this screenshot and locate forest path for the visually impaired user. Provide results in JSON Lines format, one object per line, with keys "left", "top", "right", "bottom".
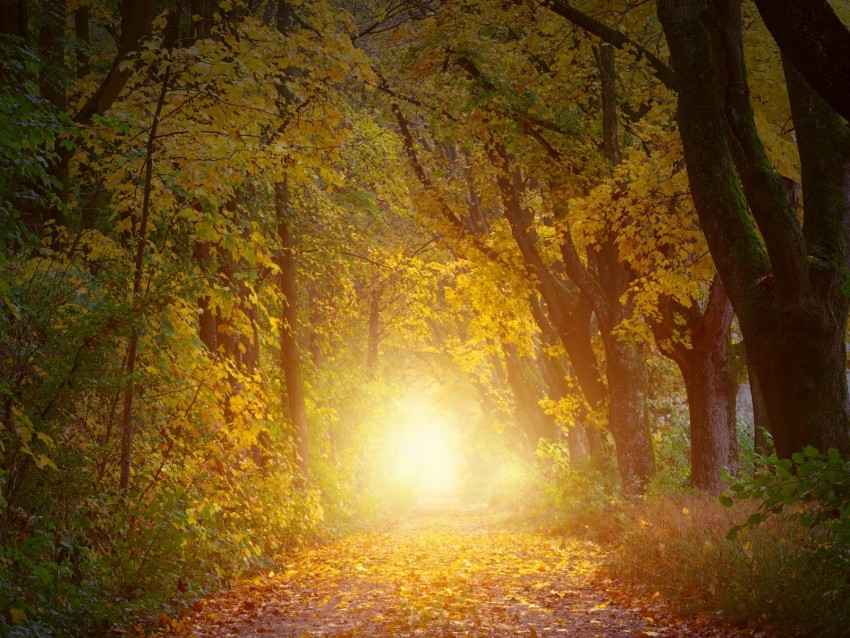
{"left": 165, "top": 504, "right": 731, "bottom": 637}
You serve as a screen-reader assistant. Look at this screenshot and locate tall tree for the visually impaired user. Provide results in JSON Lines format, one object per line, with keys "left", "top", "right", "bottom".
{"left": 554, "top": 45, "right": 655, "bottom": 491}
{"left": 657, "top": 0, "right": 850, "bottom": 459}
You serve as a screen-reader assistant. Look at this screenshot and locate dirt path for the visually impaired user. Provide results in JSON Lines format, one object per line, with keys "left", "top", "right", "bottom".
{"left": 165, "top": 504, "right": 736, "bottom": 637}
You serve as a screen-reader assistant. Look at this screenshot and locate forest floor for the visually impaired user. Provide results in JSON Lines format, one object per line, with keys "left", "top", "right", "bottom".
{"left": 161, "top": 503, "right": 757, "bottom": 638}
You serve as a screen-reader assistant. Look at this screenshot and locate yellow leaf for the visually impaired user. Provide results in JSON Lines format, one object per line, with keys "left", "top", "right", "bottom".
{"left": 33, "top": 453, "right": 58, "bottom": 470}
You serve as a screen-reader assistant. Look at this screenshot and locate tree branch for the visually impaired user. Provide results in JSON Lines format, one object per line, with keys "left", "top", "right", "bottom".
{"left": 391, "top": 102, "right": 504, "bottom": 264}
{"left": 754, "top": 0, "right": 850, "bottom": 124}
{"left": 543, "top": 0, "right": 676, "bottom": 90}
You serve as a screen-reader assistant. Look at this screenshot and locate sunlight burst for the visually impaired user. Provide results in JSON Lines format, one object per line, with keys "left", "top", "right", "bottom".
{"left": 390, "top": 396, "right": 462, "bottom": 500}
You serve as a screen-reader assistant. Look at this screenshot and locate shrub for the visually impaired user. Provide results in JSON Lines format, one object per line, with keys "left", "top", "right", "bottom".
{"left": 603, "top": 491, "right": 850, "bottom": 638}
{"left": 722, "top": 445, "right": 850, "bottom": 570}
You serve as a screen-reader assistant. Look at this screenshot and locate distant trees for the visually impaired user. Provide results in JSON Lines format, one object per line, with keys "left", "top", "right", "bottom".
{"left": 374, "top": 0, "right": 850, "bottom": 492}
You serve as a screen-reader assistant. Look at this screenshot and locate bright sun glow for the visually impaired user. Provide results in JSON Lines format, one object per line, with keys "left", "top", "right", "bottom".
{"left": 390, "top": 395, "right": 463, "bottom": 500}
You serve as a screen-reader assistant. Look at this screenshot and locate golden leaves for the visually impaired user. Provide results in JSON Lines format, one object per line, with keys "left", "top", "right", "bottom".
{"left": 166, "top": 508, "right": 614, "bottom": 637}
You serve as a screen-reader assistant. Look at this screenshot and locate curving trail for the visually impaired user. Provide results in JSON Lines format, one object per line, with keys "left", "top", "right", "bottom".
{"left": 166, "top": 505, "right": 735, "bottom": 637}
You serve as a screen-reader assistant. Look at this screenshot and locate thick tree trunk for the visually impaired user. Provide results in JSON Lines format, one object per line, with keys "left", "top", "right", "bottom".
{"left": 658, "top": 0, "right": 850, "bottom": 460}
{"left": 682, "top": 345, "right": 738, "bottom": 493}
{"left": 654, "top": 280, "right": 738, "bottom": 492}
{"left": 774, "top": 57, "right": 850, "bottom": 456}
{"left": 604, "top": 336, "right": 654, "bottom": 494}
{"left": 747, "top": 324, "right": 849, "bottom": 457}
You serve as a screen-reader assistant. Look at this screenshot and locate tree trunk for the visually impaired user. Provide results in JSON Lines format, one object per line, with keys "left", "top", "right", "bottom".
{"left": 746, "top": 354, "right": 771, "bottom": 454}
{"left": 658, "top": 0, "right": 850, "bottom": 460}
{"left": 366, "top": 288, "right": 380, "bottom": 378}
{"left": 654, "top": 280, "right": 738, "bottom": 492}
{"left": 118, "top": 68, "right": 170, "bottom": 492}
{"left": 753, "top": 0, "right": 850, "bottom": 124}
{"left": 38, "top": 0, "right": 66, "bottom": 111}
{"left": 556, "top": 45, "right": 655, "bottom": 492}
{"left": 502, "top": 343, "right": 554, "bottom": 454}
{"left": 71, "top": 0, "right": 156, "bottom": 127}
{"left": 747, "top": 323, "right": 849, "bottom": 457}
{"left": 74, "top": 5, "right": 90, "bottom": 78}
{"left": 275, "top": 180, "right": 309, "bottom": 488}
{"left": 604, "top": 336, "right": 654, "bottom": 493}
{"left": 193, "top": 240, "right": 219, "bottom": 353}
{"left": 489, "top": 148, "right": 608, "bottom": 411}
{"left": 682, "top": 343, "right": 738, "bottom": 493}
{"left": 529, "top": 296, "right": 590, "bottom": 463}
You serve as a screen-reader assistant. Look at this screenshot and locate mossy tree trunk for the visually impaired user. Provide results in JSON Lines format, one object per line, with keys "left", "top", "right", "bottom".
{"left": 658, "top": 0, "right": 850, "bottom": 460}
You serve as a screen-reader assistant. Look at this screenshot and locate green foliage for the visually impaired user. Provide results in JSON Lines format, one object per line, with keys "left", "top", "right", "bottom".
{"left": 0, "top": 36, "right": 73, "bottom": 243}
{"left": 722, "top": 444, "right": 850, "bottom": 570}
{"left": 649, "top": 404, "right": 692, "bottom": 490}
{"left": 505, "top": 439, "right": 619, "bottom": 533}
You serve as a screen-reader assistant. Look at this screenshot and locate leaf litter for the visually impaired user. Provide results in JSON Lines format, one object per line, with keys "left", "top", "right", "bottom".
{"left": 162, "top": 505, "right": 753, "bottom": 637}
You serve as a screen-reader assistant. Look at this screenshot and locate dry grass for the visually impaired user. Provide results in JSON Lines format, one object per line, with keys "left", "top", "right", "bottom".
{"left": 593, "top": 492, "right": 850, "bottom": 638}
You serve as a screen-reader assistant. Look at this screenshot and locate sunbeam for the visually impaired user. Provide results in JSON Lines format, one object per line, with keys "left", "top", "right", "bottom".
{"left": 389, "top": 394, "right": 463, "bottom": 501}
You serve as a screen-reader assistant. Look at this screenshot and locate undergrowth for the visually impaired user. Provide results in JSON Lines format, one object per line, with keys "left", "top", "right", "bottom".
{"left": 519, "top": 437, "right": 850, "bottom": 638}
{"left": 600, "top": 493, "right": 850, "bottom": 638}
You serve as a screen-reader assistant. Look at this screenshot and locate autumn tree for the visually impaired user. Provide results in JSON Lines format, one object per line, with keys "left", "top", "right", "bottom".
{"left": 658, "top": 0, "right": 850, "bottom": 459}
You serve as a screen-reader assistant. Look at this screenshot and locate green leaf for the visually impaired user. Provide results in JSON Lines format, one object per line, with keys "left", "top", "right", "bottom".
{"left": 747, "top": 513, "right": 764, "bottom": 526}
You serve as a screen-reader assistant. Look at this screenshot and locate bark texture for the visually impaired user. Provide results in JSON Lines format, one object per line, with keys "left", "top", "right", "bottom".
{"left": 658, "top": 0, "right": 850, "bottom": 460}
{"left": 654, "top": 280, "right": 738, "bottom": 493}
{"left": 754, "top": 0, "right": 850, "bottom": 124}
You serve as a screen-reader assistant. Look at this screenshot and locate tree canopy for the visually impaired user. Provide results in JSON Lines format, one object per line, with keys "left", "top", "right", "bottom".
{"left": 1, "top": 0, "right": 850, "bottom": 634}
